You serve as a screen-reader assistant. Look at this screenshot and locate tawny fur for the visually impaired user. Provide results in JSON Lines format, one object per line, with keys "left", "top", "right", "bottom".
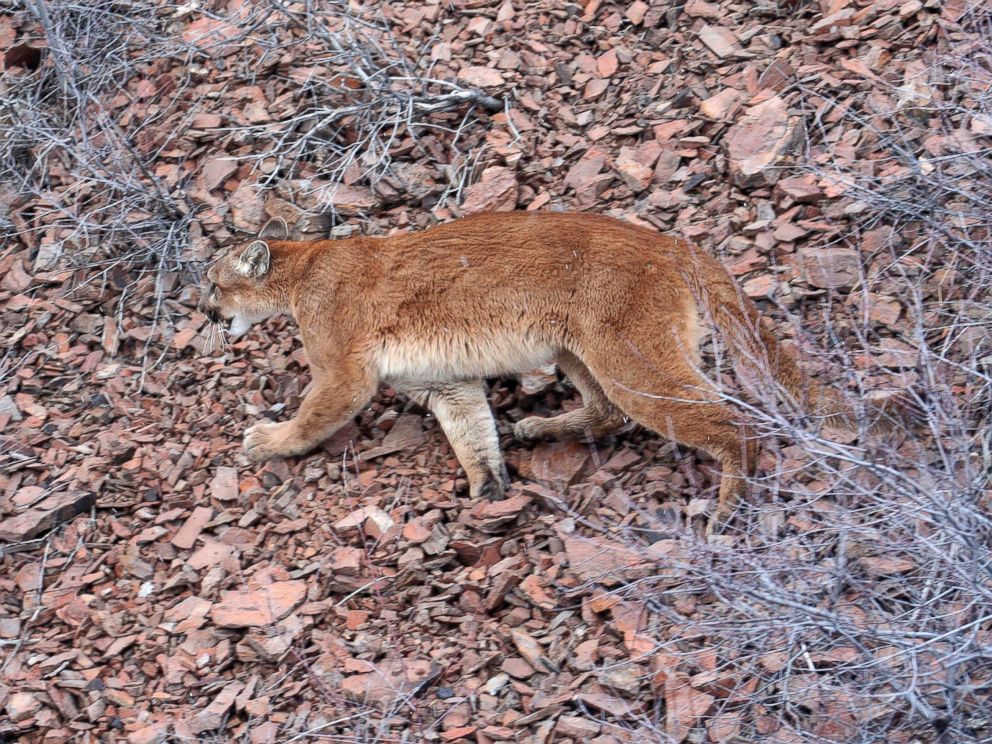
{"left": 201, "top": 211, "right": 882, "bottom": 531}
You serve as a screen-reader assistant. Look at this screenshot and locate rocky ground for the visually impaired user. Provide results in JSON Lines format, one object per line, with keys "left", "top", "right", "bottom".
{"left": 1, "top": 1, "right": 990, "bottom": 742}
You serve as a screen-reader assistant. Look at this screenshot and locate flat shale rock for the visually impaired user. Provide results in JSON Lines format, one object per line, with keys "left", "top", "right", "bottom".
{"left": 5, "top": 691, "right": 41, "bottom": 722}
{"left": 198, "top": 157, "right": 238, "bottom": 192}
{"left": 523, "top": 440, "right": 592, "bottom": 486}
{"left": 0, "top": 491, "right": 95, "bottom": 542}
{"left": 685, "top": 0, "right": 721, "bottom": 18}
{"left": 457, "top": 65, "right": 503, "bottom": 87}
{"left": 263, "top": 197, "right": 331, "bottom": 241}
{"left": 698, "top": 24, "right": 742, "bottom": 59}
{"left": 333, "top": 505, "right": 396, "bottom": 538}
{"left": 229, "top": 180, "right": 266, "bottom": 232}
{"left": 559, "top": 530, "right": 652, "bottom": 586}
{"left": 799, "top": 247, "right": 861, "bottom": 290}
{"left": 189, "top": 682, "right": 244, "bottom": 734}
{"left": 359, "top": 413, "right": 424, "bottom": 460}
{"left": 209, "top": 466, "right": 239, "bottom": 501}
{"left": 210, "top": 581, "right": 307, "bottom": 628}
{"left": 872, "top": 338, "right": 918, "bottom": 369}
{"left": 556, "top": 716, "right": 602, "bottom": 738}
{"left": 283, "top": 180, "right": 377, "bottom": 215}
{"left": 127, "top": 723, "right": 170, "bottom": 744}
{"left": 615, "top": 147, "right": 654, "bottom": 192}
{"left": 461, "top": 166, "right": 519, "bottom": 214}
{"left": 776, "top": 174, "right": 823, "bottom": 202}
{"left": 171, "top": 506, "right": 213, "bottom": 550}
{"left": 323, "top": 184, "right": 378, "bottom": 213}
{"left": 699, "top": 88, "right": 740, "bottom": 119}
{"left": 666, "top": 671, "right": 716, "bottom": 742}
{"left": 724, "top": 95, "right": 799, "bottom": 187}
{"left": 340, "top": 659, "right": 435, "bottom": 706}
{"left": 467, "top": 493, "right": 531, "bottom": 532}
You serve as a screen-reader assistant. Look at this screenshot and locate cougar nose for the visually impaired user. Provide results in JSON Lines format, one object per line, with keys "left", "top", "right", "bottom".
{"left": 198, "top": 293, "right": 221, "bottom": 323}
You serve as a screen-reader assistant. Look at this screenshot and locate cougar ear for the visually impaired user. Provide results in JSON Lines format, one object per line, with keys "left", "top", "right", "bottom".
{"left": 235, "top": 240, "right": 271, "bottom": 278}
{"left": 258, "top": 217, "right": 290, "bottom": 241}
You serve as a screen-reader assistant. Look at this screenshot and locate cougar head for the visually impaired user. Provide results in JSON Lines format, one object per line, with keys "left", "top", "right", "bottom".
{"left": 200, "top": 239, "right": 283, "bottom": 338}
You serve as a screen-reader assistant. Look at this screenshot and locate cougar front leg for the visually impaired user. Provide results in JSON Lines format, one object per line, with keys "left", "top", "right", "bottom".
{"left": 244, "top": 357, "right": 376, "bottom": 462}
{"left": 398, "top": 380, "right": 509, "bottom": 500}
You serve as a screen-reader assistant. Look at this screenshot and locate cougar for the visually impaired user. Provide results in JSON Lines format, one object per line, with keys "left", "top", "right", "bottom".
{"left": 201, "top": 211, "right": 907, "bottom": 531}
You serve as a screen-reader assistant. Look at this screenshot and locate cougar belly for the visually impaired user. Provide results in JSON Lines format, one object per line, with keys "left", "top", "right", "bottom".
{"left": 374, "top": 328, "right": 557, "bottom": 384}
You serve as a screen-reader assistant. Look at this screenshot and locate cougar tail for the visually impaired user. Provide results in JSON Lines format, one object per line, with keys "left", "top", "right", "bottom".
{"left": 683, "top": 244, "right": 921, "bottom": 433}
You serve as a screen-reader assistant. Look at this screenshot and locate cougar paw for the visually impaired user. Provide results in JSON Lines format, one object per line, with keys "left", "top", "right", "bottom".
{"left": 243, "top": 421, "right": 296, "bottom": 462}
{"left": 513, "top": 417, "right": 547, "bottom": 442}
{"left": 705, "top": 508, "right": 733, "bottom": 538}
{"left": 475, "top": 473, "right": 507, "bottom": 502}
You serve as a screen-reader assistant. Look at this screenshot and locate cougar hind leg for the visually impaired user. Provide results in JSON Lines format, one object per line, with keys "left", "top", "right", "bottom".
{"left": 514, "top": 351, "right": 627, "bottom": 442}
{"left": 576, "top": 316, "right": 756, "bottom": 533}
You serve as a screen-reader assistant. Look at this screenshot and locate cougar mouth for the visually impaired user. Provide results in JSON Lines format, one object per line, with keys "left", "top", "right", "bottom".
{"left": 225, "top": 312, "right": 251, "bottom": 338}
{"left": 204, "top": 303, "right": 251, "bottom": 338}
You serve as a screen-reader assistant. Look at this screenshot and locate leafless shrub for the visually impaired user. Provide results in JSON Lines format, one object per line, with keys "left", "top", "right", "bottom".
{"left": 1, "top": 0, "right": 500, "bottom": 277}
{"left": 1, "top": 0, "right": 195, "bottom": 269}
{"left": 235, "top": 5, "right": 503, "bottom": 206}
